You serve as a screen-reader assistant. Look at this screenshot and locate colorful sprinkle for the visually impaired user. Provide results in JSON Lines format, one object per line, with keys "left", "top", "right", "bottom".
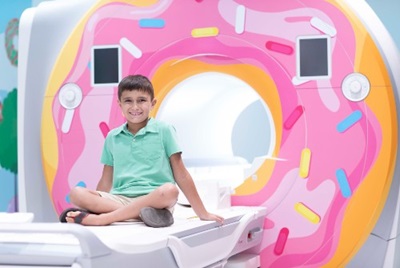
{"left": 99, "top": 122, "right": 110, "bottom": 138}
{"left": 235, "top": 5, "right": 246, "bottom": 34}
{"left": 76, "top": 181, "right": 87, "bottom": 188}
{"left": 191, "top": 27, "right": 219, "bottom": 38}
{"left": 266, "top": 41, "right": 293, "bottom": 55}
{"left": 299, "top": 148, "right": 311, "bottom": 178}
{"left": 337, "top": 110, "right": 362, "bottom": 133}
{"left": 284, "top": 105, "right": 304, "bottom": 130}
{"left": 336, "top": 168, "right": 351, "bottom": 198}
{"left": 274, "top": 227, "right": 289, "bottom": 255}
{"left": 310, "top": 17, "right": 337, "bottom": 37}
{"left": 120, "top": 37, "right": 142, "bottom": 58}
{"left": 139, "top": 18, "right": 165, "bottom": 28}
{"left": 295, "top": 202, "right": 321, "bottom": 224}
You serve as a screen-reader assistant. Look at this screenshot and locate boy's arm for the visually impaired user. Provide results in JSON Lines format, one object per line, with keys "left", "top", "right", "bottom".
{"left": 170, "top": 153, "right": 224, "bottom": 224}
{"left": 96, "top": 164, "right": 113, "bottom": 192}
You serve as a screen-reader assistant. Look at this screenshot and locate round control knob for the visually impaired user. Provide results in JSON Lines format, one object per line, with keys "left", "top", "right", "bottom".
{"left": 59, "top": 83, "right": 82, "bottom": 109}
{"left": 58, "top": 83, "right": 83, "bottom": 133}
{"left": 341, "top": 73, "right": 370, "bottom": 102}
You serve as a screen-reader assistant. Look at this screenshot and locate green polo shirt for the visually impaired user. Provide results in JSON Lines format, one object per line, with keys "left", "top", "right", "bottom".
{"left": 100, "top": 118, "right": 181, "bottom": 197}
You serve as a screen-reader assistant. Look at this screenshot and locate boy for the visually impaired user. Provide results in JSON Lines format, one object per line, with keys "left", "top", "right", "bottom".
{"left": 60, "top": 74, "right": 224, "bottom": 227}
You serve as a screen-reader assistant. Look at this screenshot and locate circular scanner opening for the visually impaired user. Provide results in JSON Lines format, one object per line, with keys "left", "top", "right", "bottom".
{"left": 157, "top": 72, "right": 275, "bottom": 172}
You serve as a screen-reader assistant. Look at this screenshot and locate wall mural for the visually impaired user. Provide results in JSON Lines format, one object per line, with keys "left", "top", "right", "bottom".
{"left": 0, "top": 0, "right": 51, "bottom": 212}
{"left": 0, "top": 3, "right": 23, "bottom": 212}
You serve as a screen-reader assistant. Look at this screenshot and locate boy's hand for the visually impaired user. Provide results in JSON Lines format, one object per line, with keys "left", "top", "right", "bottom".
{"left": 200, "top": 212, "right": 224, "bottom": 225}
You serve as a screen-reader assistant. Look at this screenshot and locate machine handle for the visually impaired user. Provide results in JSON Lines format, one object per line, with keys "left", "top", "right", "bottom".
{"left": 167, "top": 211, "right": 258, "bottom": 268}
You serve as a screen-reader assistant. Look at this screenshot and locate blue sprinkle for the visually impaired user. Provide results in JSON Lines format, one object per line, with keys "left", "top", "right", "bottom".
{"left": 76, "top": 181, "right": 87, "bottom": 188}
{"left": 139, "top": 18, "right": 165, "bottom": 28}
{"left": 336, "top": 168, "right": 352, "bottom": 198}
{"left": 65, "top": 194, "right": 70, "bottom": 203}
{"left": 337, "top": 110, "right": 362, "bottom": 133}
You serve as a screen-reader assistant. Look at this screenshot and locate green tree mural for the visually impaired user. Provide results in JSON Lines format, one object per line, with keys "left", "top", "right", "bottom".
{"left": 0, "top": 88, "right": 17, "bottom": 173}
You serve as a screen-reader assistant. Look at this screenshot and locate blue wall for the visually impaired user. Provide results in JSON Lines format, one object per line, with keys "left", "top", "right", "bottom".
{"left": 366, "top": 0, "right": 400, "bottom": 49}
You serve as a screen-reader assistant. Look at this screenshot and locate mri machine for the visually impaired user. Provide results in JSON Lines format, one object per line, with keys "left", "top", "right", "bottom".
{"left": 2, "top": 0, "right": 400, "bottom": 267}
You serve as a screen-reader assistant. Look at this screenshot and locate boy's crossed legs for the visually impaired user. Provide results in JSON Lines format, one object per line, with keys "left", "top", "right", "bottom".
{"left": 62, "top": 183, "right": 179, "bottom": 227}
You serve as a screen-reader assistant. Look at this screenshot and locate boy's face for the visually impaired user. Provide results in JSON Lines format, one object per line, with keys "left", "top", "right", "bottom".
{"left": 118, "top": 89, "right": 156, "bottom": 125}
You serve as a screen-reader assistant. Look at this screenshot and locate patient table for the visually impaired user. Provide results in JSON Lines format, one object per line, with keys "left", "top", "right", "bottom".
{"left": 0, "top": 206, "right": 266, "bottom": 268}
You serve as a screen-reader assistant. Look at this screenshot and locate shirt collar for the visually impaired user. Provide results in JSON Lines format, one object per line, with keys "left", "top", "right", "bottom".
{"left": 114, "top": 118, "right": 158, "bottom": 136}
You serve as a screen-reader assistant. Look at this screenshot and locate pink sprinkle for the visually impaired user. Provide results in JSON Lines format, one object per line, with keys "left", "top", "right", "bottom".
{"left": 99, "top": 122, "right": 110, "bottom": 138}
{"left": 274, "top": 227, "right": 289, "bottom": 255}
{"left": 284, "top": 105, "right": 304, "bottom": 130}
{"left": 266, "top": 41, "right": 293, "bottom": 55}
{"left": 285, "top": 16, "right": 312, "bottom": 23}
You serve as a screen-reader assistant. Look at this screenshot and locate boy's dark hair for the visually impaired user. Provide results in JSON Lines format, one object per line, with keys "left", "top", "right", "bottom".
{"left": 118, "top": 74, "right": 154, "bottom": 100}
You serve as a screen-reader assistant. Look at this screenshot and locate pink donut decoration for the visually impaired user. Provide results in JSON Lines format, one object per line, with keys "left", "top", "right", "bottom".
{"left": 40, "top": 1, "right": 398, "bottom": 266}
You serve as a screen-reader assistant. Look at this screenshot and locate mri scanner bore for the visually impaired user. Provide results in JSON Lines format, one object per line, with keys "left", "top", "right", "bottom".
{"left": 157, "top": 73, "right": 274, "bottom": 165}
{"left": 23, "top": 0, "right": 398, "bottom": 267}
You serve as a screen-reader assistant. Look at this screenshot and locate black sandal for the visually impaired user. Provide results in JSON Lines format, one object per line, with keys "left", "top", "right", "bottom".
{"left": 59, "top": 207, "right": 90, "bottom": 223}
